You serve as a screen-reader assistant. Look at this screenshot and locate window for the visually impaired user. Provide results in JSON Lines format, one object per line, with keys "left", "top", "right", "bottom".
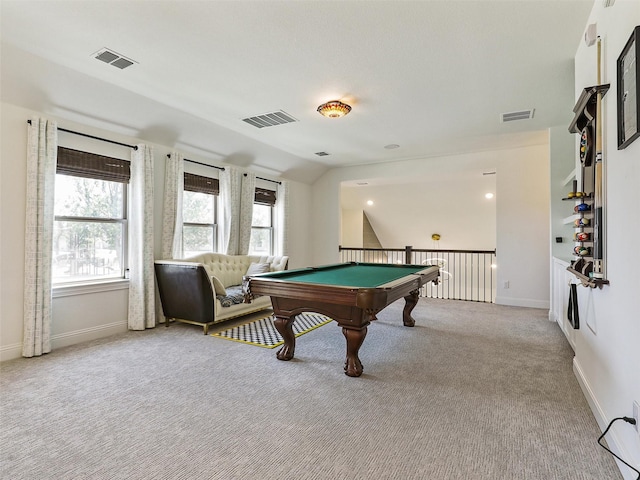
{"left": 53, "top": 147, "right": 129, "bottom": 284}
{"left": 183, "top": 173, "right": 219, "bottom": 257}
{"left": 249, "top": 187, "right": 276, "bottom": 255}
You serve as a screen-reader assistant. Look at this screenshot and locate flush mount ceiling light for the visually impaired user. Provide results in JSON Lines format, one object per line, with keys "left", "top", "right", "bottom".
{"left": 317, "top": 100, "right": 352, "bottom": 118}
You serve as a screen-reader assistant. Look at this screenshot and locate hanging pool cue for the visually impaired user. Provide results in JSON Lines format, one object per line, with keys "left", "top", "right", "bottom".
{"left": 592, "top": 37, "right": 604, "bottom": 280}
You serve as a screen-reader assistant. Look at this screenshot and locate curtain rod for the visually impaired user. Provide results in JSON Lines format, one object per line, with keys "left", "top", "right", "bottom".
{"left": 244, "top": 172, "right": 281, "bottom": 185}
{"left": 167, "top": 154, "right": 225, "bottom": 171}
{"left": 27, "top": 120, "right": 138, "bottom": 150}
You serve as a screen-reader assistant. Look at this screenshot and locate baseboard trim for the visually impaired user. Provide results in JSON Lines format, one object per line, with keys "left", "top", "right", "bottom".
{"left": 1, "top": 321, "right": 127, "bottom": 363}
{"left": 51, "top": 321, "right": 127, "bottom": 350}
{"left": 573, "top": 358, "right": 639, "bottom": 479}
{"left": 0, "top": 342, "right": 23, "bottom": 362}
{"left": 494, "top": 296, "right": 549, "bottom": 309}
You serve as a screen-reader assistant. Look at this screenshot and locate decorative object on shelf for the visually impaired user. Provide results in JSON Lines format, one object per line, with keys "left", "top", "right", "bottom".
{"left": 617, "top": 25, "right": 640, "bottom": 150}
{"left": 574, "top": 203, "right": 591, "bottom": 212}
{"left": 574, "top": 232, "right": 590, "bottom": 242}
{"left": 565, "top": 179, "right": 587, "bottom": 199}
{"left": 574, "top": 217, "right": 590, "bottom": 227}
{"left": 317, "top": 100, "right": 352, "bottom": 118}
{"left": 574, "top": 245, "right": 590, "bottom": 256}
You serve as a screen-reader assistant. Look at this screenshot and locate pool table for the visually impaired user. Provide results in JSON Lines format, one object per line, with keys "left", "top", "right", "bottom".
{"left": 244, "top": 262, "right": 439, "bottom": 377}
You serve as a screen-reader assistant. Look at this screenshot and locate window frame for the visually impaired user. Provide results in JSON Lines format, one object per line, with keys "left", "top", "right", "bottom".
{"left": 52, "top": 148, "right": 130, "bottom": 289}
{"left": 182, "top": 192, "right": 219, "bottom": 257}
{"left": 182, "top": 172, "right": 220, "bottom": 257}
{"left": 249, "top": 187, "right": 276, "bottom": 256}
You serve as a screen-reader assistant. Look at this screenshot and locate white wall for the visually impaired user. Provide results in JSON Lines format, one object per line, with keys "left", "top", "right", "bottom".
{"left": 569, "top": 2, "right": 640, "bottom": 478}
{"left": 0, "top": 102, "right": 313, "bottom": 361}
{"left": 494, "top": 142, "right": 550, "bottom": 308}
{"left": 549, "top": 126, "right": 577, "bottom": 261}
{"left": 313, "top": 142, "right": 551, "bottom": 309}
{"left": 340, "top": 209, "right": 364, "bottom": 248}
{"left": 341, "top": 172, "right": 496, "bottom": 251}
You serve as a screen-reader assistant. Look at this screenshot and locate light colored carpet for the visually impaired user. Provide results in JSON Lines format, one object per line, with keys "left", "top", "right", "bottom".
{"left": 0, "top": 299, "right": 622, "bottom": 479}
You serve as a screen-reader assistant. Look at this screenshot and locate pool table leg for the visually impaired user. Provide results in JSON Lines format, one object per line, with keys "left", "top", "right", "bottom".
{"left": 402, "top": 289, "right": 420, "bottom": 327}
{"left": 273, "top": 315, "right": 296, "bottom": 361}
{"left": 343, "top": 327, "right": 367, "bottom": 377}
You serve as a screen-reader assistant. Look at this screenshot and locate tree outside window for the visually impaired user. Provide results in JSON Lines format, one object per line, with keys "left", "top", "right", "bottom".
{"left": 183, "top": 190, "right": 217, "bottom": 257}
{"left": 53, "top": 174, "right": 126, "bottom": 283}
{"left": 249, "top": 203, "right": 273, "bottom": 255}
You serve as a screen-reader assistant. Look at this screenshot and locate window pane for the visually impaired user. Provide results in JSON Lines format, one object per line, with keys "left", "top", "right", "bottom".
{"left": 55, "top": 175, "right": 123, "bottom": 218}
{"left": 183, "top": 225, "right": 214, "bottom": 257}
{"left": 249, "top": 228, "right": 272, "bottom": 255}
{"left": 252, "top": 204, "right": 272, "bottom": 227}
{"left": 53, "top": 221, "right": 123, "bottom": 282}
{"left": 183, "top": 191, "right": 214, "bottom": 223}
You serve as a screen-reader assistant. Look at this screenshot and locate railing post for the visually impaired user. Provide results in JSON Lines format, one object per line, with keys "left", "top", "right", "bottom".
{"left": 404, "top": 246, "right": 412, "bottom": 265}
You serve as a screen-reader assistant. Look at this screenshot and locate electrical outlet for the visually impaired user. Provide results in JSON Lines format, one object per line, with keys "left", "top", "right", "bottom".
{"left": 633, "top": 401, "right": 639, "bottom": 433}
{"left": 503, "top": 281, "right": 510, "bottom": 289}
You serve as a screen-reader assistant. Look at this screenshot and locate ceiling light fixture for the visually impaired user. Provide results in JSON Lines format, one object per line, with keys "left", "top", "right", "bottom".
{"left": 317, "top": 100, "right": 352, "bottom": 118}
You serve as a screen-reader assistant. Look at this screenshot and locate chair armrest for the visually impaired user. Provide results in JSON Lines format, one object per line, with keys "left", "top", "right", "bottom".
{"left": 154, "top": 261, "right": 215, "bottom": 323}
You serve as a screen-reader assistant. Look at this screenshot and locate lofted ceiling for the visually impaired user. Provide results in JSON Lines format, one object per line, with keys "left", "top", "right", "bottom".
{"left": 0, "top": 0, "right": 593, "bottom": 184}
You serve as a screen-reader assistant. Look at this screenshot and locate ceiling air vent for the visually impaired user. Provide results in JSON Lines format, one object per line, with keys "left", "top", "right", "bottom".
{"left": 500, "top": 109, "right": 535, "bottom": 123}
{"left": 242, "top": 110, "right": 298, "bottom": 128}
{"left": 315, "top": 151, "right": 330, "bottom": 156}
{"left": 93, "top": 48, "right": 136, "bottom": 69}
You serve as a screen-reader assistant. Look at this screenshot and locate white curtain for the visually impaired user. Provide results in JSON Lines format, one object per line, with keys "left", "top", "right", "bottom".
{"left": 219, "top": 166, "right": 241, "bottom": 255}
{"left": 239, "top": 172, "right": 256, "bottom": 255}
{"left": 275, "top": 180, "right": 290, "bottom": 257}
{"left": 161, "top": 152, "right": 184, "bottom": 259}
{"left": 23, "top": 117, "right": 57, "bottom": 357}
{"left": 128, "top": 144, "right": 155, "bottom": 330}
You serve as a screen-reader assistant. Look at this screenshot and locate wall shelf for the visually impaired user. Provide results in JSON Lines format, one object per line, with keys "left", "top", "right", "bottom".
{"left": 566, "top": 266, "right": 610, "bottom": 289}
{"left": 565, "top": 83, "right": 610, "bottom": 288}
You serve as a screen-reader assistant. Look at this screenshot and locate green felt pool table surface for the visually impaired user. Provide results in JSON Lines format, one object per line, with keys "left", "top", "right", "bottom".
{"left": 257, "top": 262, "right": 428, "bottom": 288}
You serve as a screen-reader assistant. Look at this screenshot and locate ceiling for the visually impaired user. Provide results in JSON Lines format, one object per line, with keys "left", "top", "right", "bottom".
{"left": 0, "top": 0, "right": 593, "bottom": 184}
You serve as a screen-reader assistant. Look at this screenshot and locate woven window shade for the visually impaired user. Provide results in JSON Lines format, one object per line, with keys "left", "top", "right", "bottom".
{"left": 255, "top": 187, "right": 276, "bottom": 206}
{"left": 57, "top": 147, "right": 130, "bottom": 183}
{"left": 184, "top": 173, "right": 219, "bottom": 195}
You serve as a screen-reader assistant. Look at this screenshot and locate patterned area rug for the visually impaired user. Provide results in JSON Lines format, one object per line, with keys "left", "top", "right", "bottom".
{"left": 211, "top": 313, "right": 333, "bottom": 348}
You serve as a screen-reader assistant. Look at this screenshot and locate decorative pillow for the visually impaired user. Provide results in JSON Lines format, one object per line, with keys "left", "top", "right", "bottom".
{"left": 210, "top": 275, "right": 227, "bottom": 296}
{"left": 217, "top": 285, "right": 246, "bottom": 307}
{"left": 246, "top": 262, "right": 270, "bottom": 275}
